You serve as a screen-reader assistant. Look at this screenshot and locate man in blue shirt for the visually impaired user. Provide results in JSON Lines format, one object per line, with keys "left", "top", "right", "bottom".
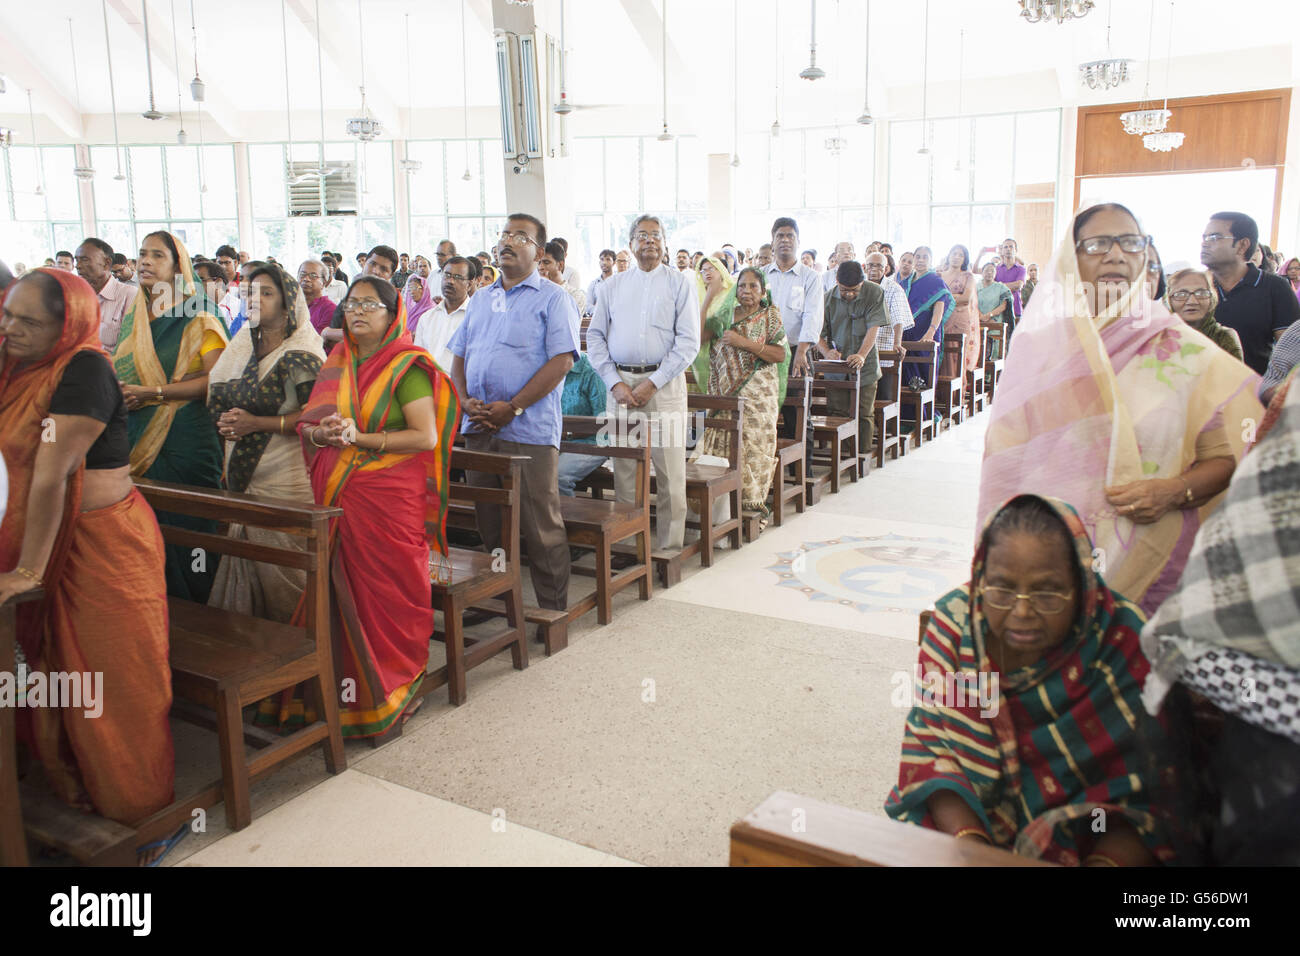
{"left": 448, "top": 213, "right": 580, "bottom": 611}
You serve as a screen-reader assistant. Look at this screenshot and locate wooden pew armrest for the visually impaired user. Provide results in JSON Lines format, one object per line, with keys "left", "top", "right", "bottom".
{"left": 135, "top": 478, "right": 341, "bottom": 530}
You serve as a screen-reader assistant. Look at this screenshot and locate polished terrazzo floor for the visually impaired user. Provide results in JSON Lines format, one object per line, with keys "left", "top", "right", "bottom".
{"left": 171, "top": 411, "right": 988, "bottom": 867}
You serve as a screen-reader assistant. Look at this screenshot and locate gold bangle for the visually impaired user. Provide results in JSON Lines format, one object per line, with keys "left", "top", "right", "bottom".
{"left": 378, "top": 431, "right": 389, "bottom": 454}
{"left": 953, "top": 826, "right": 990, "bottom": 842}
{"left": 1085, "top": 852, "right": 1120, "bottom": 867}
{"left": 309, "top": 426, "right": 327, "bottom": 448}
{"left": 155, "top": 385, "right": 164, "bottom": 403}
{"left": 1180, "top": 476, "right": 1194, "bottom": 507}
{"left": 279, "top": 415, "right": 286, "bottom": 435}
{"left": 13, "top": 566, "right": 42, "bottom": 585}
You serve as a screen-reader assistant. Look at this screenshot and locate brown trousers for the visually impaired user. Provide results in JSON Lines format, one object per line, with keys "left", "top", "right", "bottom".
{"left": 826, "top": 377, "right": 879, "bottom": 458}
{"left": 465, "top": 433, "right": 570, "bottom": 610}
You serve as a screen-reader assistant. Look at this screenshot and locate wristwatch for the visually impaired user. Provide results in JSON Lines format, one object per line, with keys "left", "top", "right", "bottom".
{"left": 508, "top": 399, "right": 523, "bottom": 417}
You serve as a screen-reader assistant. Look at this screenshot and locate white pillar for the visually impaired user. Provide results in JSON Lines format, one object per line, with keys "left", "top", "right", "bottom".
{"left": 708, "top": 153, "right": 733, "bottom": 248}
{"left": 393, "top": 139, "right": 411, "bottom": 254}
{"left": 233, "top": 142, "right": 254, "bottom": 254}
{"left": 75, "top": 144, "right": 96, "bottom": 237}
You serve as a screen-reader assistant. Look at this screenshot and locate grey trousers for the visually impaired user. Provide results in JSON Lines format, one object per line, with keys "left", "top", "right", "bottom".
{"left": 465, "top": 433, "right": 570, "bottom": 611}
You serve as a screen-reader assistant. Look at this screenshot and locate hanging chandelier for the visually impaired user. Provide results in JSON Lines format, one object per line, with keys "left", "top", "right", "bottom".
{"left": 1079, "top": 58, "right": 1132, "bottom": 89}
{"left": 1020, "top": 0, "right": 1093, "bottom": 23}
{"left": 1142, "top": 130, "right": 1184, "bottom": 152}
{"left": 825, "top": 135, "right": 848, "bottom": 155}
{"left": 1119, "top": 0, "right": 1167, "bottom": 136}
{"left": 346, "top": 1, "right": 382, "bottom": 141}
{"left": 67, "top": 19, "right": 96, "bottom": 180}
{"left": 0, "top": 128, "right": 13, "bottom": 149}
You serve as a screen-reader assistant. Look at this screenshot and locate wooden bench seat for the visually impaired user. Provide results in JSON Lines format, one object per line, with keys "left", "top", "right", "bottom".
{"left": 809, "top": 360, "right": 863, "bottom": 493}
{"left": 730, "top": 790, "right": 1052, "bottom": 866}
{"left": 772, "top": 375, "right": 810, "bottom": 527}
{"left": 937, "top": 333, "right": 967, "bottom": 430}
{"left": 984, "top": 322, "right": 1007, "bottom": 405}
{"left": 899, "top": 340, "right": 939, "bottom": 446}
{"left": 873, "top": 350, "right": 904, "bottom": 469}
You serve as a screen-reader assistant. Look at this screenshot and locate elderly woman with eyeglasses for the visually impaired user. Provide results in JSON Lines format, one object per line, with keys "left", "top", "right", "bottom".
{"left": 1164, "top": 269, "right": 1244, "bottom": 363}
{"left": 977, "top": 203, "right": 1262, "bottom": 616}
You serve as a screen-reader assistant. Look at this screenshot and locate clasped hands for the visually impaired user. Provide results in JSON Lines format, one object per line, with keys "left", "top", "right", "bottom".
{"left": 465, "top": 397, "right": 516, "bottom": 431}
{"left": 217, "top": 407, "right": 258, "bottom": 439}
{"left": 611, "top": 380, "right": 658, "bottom": 408}
{"left": 120, "top": 382, "right": 160, "bottom": 411}
{"left": 313, "top": 412, "right": 358, "bottom": 448}
{"left": 1105, "top": 478, "right": 1185, "bottom": 524}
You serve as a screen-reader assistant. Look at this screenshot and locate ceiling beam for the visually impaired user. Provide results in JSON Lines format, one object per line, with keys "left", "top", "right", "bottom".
{"left": 107, "top": 0, "right": 245, "bottom": 139}
{"left": 0, "top": 29, "right": 84, "bottom": 139}
{"left": 287, "top": 0, "right": 401, "bottom": 136}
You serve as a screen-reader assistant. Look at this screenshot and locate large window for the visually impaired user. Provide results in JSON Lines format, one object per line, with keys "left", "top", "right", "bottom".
{"left": 887, "top": 109, "right": 1060, "bottom": 268}
{"left": 733, "top": 124, "right": 875, "bottom": 263}
{"left": 406, "top": 138, "right": 508, "bottom": 260}
{"left": 250, "top": 141, "right": 395, "bottom": 265}
{"left": 0, "top": 146, "right": 84, "bottom": 266}
{"left": 81, "top": 144, "right": 238, "bottom": 261}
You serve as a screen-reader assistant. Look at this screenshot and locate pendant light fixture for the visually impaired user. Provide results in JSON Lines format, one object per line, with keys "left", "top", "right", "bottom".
{"left": 399, "top": 13, "right": 422, "bottom": 173}
{"left": 171, "top": 0, "right": 188, "bottom": 144}
{"left": 460, "top": 0, "right": 472, "bottom": 181}
{"left": 101, "top": 0, "right": 125, "bottom": 180}
{"left": 856, "top": 0, "right": 872, "bottom": 125}
{"left": 1143, "top": 1, "right": 1184, "bottom": 152}
{"left": 1119, "top": 0, "right": 1169, "bottom": 136}
{"left": 68, "top": 20, "right": 96, "bottom": 180}
{"left": 140, "top": 0, "right": 166, "bottom": 120}
{"left": 917, "top": 0, "right": 930, "bottom": 155}
{"left": 1020, "top": 0, "right": 1094, "bottom": 24}
{"left": 27, "top": 90, "right": 45, "bottom": 195}
{"left": 554, "top": 0, "right": 573, "bottom": 115}
{"left": 731, "top": 0, "right": 740, "bottom": 166}
{"left": 770, "top": 0, "right": 781, "bottom": 140}
{"left": 190, "top": 0, "right": 206, "bottom": 192}
{"left": 346, "top": 0, "right": 382, "bottom": 141}
{"left": 657, "top": 0, "right": 673, "bottom": 140}
{"left": 1078, "top": 0, "right": 1132, "bottom": 90}
{"left": 799, "top": 0, "right": 825, "bottom": 80}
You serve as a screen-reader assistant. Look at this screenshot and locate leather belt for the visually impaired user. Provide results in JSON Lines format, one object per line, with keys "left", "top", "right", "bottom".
{"left": 616, "top": 363, "right": 660, "bottom": 373}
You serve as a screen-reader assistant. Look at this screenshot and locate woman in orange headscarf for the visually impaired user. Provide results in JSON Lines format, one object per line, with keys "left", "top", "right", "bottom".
{"left": 292, "top": 276, "right": 459, "bottom": 738}
{"left": 0, "top": 269, "right": 174, "bottom": 840}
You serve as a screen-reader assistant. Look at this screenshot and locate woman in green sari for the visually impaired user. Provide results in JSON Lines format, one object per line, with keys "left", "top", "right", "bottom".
{"left": 976, "top": 261, "right": 1015, "bottom": 361}
{"left": 698, "top": 267, "right": 790, "bottom": 519}
{"left": 1164, "top": 268, "right": 1244, "bottom": 363}
{"left": 690, "top": 255, "right": 736, "bottom": 391}
{"left": 113, "top": 231, "right": 229, "bottom": 601}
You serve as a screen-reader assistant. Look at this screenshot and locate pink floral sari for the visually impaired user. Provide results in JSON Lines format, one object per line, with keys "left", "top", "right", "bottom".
{"left": 978, "top": 229, "right": 1262, "bottom": 614}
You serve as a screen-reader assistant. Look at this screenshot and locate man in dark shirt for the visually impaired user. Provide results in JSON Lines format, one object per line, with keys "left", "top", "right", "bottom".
{"left": 324, "top": 245, "right": 399, "bottom": 347}
{"left": 818, "top": 260, "right": 890, "bottom": 460}
{"left": 1201, "top": 211, "right": 1299, "bottom": 375}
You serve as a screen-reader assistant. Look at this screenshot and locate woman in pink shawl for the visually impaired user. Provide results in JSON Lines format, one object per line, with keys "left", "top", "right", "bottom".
{"left": 977, "top": 203, "right": 1263, "bottom": 615}
{"left": 403, "top": 273, "right": 435, "bottom": 340}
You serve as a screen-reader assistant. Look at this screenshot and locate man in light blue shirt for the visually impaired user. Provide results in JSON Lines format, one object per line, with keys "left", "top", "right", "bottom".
{"left": 449, "top": 213, "right": 580, "bottom": 611}
{"left": 587, "top": 215, "right": 700, "bottom": 551}
{"left": 764, "top": 217, "right": 823, "bottom": 378}
{"left": 584, "top": 249, "right": 616, "bottom": 317}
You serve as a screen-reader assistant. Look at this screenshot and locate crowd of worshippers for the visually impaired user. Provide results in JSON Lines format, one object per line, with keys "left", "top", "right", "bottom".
{"left": 1, "top": 200, "right": 1299, "bottom": 866}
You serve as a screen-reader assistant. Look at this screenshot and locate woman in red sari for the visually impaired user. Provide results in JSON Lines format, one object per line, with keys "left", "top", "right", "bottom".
{"left": 0, "top": 269, "right": 175, "bottom": 858}
{"left": 296, "top": 276, "right": 459, "bottom": 738}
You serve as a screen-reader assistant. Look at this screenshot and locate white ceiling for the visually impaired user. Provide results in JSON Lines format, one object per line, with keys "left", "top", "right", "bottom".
{"left": 0, "top": 0, "right": 1295, "bottom": 144}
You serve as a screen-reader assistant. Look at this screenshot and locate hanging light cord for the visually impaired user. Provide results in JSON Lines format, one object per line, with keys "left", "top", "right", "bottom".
{"left": 1161, "top": 1, "right": 1174, "bottom": 111}
{"left": 1141, "top": 0, "right": 1155, "bottom": 101}
{"left": 357, "top": 0, "right": 367, "bottom": 109}
{"left": 281, "top": 0, "right": 293, "bottom": 147}
{"left": 862, "top": 0, "right": 870, "bottom": 110}
{"left": 142, "top": 1, "right": 158, "bottom": 112}
{"left": 27, "top": 89, "right": 44, "bottom": 191}
{"left": 315, "top": 0, "right": 326, "bottom": 166}
{"left": 661, "top": 0, "right": 668, "bottom": 132}
{"left": 68, "top": 20, "right": 83, "bottom": 116}
{"left": 733, "top": 0, "right": 739, "bottom": 161}
{"left": 921, "top": 0, "right": 930, "bottom": 139}
{"left": 171, "top": 0, "right": 185, "bottom": 133}
{"left": 101, "top": 0, "right": 123, "bottom": 177}
{"left": 191, "top": 0, "right": 206, "bottom": 189}
{"left": 461, "top": 0, "right": 469, "bottom": 152}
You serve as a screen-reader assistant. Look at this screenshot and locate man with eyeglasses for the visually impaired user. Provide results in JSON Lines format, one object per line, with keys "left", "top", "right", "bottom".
{"left": 323, "top": 245, "right": 399, "bottom": 347}
{"left": 823, "top": 241, "right": 856, "bottom": 292}
{"left": 448, "top": 214, "right": 579, "bottom": 613}
{"left": 764, "top": 217, "right": 823, "bottom": 379}
{"left": 414, "top": 256, "right": 472, "bottom": 369}
{"left": 863, "top": 252, "right": 913, "bottom": 356}
{"left": 587, "top": 214, "right": 700, "bottom": 552}
{"left": 1200, "top": 211, "right": 1299, "bottom": 376}
{"left": 297, "top": 259, "right": 336, "bottom": 333}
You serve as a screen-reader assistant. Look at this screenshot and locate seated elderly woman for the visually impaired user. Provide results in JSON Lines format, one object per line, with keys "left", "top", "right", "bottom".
{"left": 886, "top": 494, "right": 1173, "bottom": 866}
{"left": 978, "top": 203, "right": 1263, "bottom": 615}
{"left": 976, "top": 261, "right": 1014, "bottom": 362}
{"left": 1139, "top": 376, "right": 1300, "bottom": 864}
{"left": 1163, "top": 268, "right": 1244, "bottom": 363}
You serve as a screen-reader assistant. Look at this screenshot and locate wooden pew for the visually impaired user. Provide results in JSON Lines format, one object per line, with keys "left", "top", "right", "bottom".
{"left": 771, "top": 375, "right": 810, "bottom": 527}
{"left": 782, "top": 377, "right": 828, "bottom": 506}
{"left": 809, "top": 360, "right": 863, "bottom": 493}
{"left": 937, "top": 333, "right": 967, "bottom": 429}
{"left": 966, "top": 326, "right": 988, "bottom": 416}
{"left": 899, "top": 341, "right": 939, "bottom": 446}
{"left": 135, "top": 479, "right": 346, "bottom": 831}
{"left": 730, "top": 791, "right": 1052, "bottom": 866}
{"left": 984, "top": 322, "right": 1007, "bottom": 404}
{"left": 559, "top": 415, "right": 653, "bottom": 625}
{"left": 873, "top": 350, "right": 904, "bottom": 469}
{"left": 683, "top": 394, "right": 746, "bottom": 567}
{"left": 424, "top": 449, "right": 529, "bottom": 709}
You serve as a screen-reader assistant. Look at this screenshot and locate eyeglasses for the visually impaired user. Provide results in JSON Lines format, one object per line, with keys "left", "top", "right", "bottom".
{"left": 1168, "top": 289, "right": 1212, "bottom": 303}
{"left": 1075, "top": 234, "right": 1150, "bottom": 256}
{"left": 341, "top": 300, "right": 389, "bottom": 315}
{"left": 444, "top": 273, "right": 470, "bottom": 283}
{"left": 981, "top": 586, "right": 1074, "bottom": 615}
{"left": 632, "top": 231, "right": 663, "bottom": 244}
{"left": 497, "top": 230, "right": 538, "bottom": 247}
{"left": 1201, "top": 233, "right": 1235, "bottom": 245}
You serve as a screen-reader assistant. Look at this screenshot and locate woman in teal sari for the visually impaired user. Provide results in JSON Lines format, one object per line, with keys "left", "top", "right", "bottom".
{"left": 113, "top": 231, "right": 229, "bottom": 601}
{"left": 976, "top": 261, "right": 1015, "bottom": 361}
{"left": 901, "top": 245, "right": 955, "bottom": 392}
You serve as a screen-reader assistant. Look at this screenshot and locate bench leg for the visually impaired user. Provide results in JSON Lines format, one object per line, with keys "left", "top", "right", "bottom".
{"left": 444, "top": 596, "right": 468, "bottom": 706}
{"left": 595, "top": 536, "right": 613, "bottom": 625}
{"left": 505, "top": 586, "right": 529, "bottom": 670}
{"left": 771, "top": 461, "right": 784, "bottom": 526}
{"left": 541, "top": 620, "right": 568, "bottom": 655}
{"left": 308, "top": 668, "right": 346, "bottom": 776}
{"left": 215, "top": 689, "right": 252, "bottom": 831}
{"left": 636, "top": 527, "right": 653, "bottom": 601}
{"left": 699, "top": 493, "right": 715, "bottom": 568}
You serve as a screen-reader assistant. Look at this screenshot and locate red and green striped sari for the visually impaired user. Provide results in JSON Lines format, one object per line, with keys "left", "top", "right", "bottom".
{"left": 292, "top": 295, "right": 460, "bottom": 738}
{"left": 885, "top": 495, "right": 1174, "bottom": 864}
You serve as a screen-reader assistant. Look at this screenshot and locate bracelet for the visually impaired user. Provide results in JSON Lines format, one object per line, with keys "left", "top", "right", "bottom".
{"left": 12, "top": 566, "right": 43, "bottom": 585}
{"left": 155, "top": 385, "right": 164, "bottom": 403}
{"left": 953, "top": 826, "right": 990, "bottom": 842}
{"left": 1085, "top": 852, "right": 1121, "bottom": 867}
{"left": 309, "top": 426, "right": 327, "bottom": 448}
{"left": 378, "top": 431, "right": 389, "bottom": 454}
{"left": 279, "top": 415, "right": 286, "bottom": 435}
{"left": 1179, "top": 476, "right": 1194, "bottom": 508}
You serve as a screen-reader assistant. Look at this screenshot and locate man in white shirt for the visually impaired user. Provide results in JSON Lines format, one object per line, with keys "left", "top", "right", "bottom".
{"left": 584, "top": 249, "right": 615, "bottom": 317}
{"left": 764, "top": 217, "right": 823, "bottom": 378}
{"left": 864, "top": 251, "right": 914, "bottom": 352}
{"left": 415, "top": 255, "right": 472, "bottom": 369}
{"left": 675, "top": 249, "right": 691, "bottom": 272}
{"left": 75, "top": 238, "right": 136, "bottom": 350}
{"left": 552, "top": 236, "right": 582, "bottom": 298}
{"left": 587, "top": 215, "right": 700, "bottom": 552}
{"left": 823, "top": 241, "right": 855, "bottom": 292}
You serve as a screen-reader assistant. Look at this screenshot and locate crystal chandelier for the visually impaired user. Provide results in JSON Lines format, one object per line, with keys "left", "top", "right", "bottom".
{"left": 1142, "top": 131, "right": 1184, "bottom": 152}
{"left": 399, "top": 157, "right": 422, "bottom": 173}
{"left": 1119, "top": 0, "right": 1167, "bottom": 136}
{"left": 0, "top": 127, "right": 14, "bottom": 149}
{"left": 347, "top": 2, "right": 381, "bottom": 142}
{"left": 1020, "top": 0, "right": 1094, "bottom": 24}
{"left": 825, "top": 135, "right": 848, "bottom": 156}
{"left": 1079, "top": 58, "right": 1132, "bottom": 89}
